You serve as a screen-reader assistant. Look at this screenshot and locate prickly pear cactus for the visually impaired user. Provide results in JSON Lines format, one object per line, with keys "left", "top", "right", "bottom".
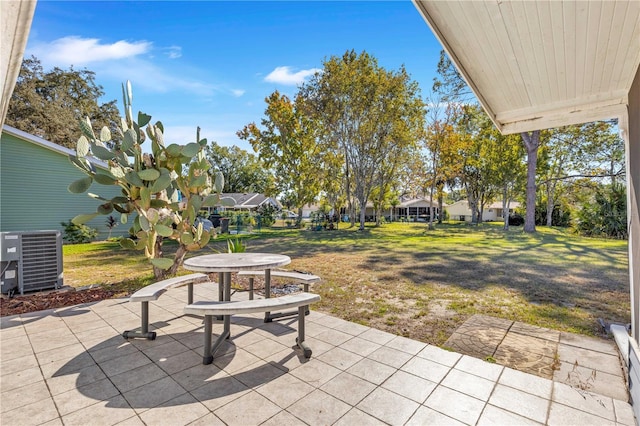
{"left": 68, "top": 81, "right": 228, "bottom": 279}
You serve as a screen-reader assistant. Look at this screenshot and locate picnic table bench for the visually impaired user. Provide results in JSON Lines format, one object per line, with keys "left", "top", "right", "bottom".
{"left": 122, "top": 273, "right": 209, "bottom": 340}
{"left": 184, "top": 292, "right": 321, "bottom": 364}
{"left": 237, "top": 269, "right": 321, "bottom": 321}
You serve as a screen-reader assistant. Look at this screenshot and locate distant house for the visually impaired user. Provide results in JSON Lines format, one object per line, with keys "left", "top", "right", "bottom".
{"left": 394, "top": 197, "right": 440, "bottom": 221}
{"left": 219, "top": 193, "right": 281, "bottom": 212}
{"left": 0, "top": 125, "right": 130, "bottom": 239}
{"left": 359, "top": 197, "right": 440, "bottom": 222}
{"left": 301, "top": 203, "right": 321, "bottom": 218}
{"left": 446, "top": 200, "right": 521, "bottom": 222}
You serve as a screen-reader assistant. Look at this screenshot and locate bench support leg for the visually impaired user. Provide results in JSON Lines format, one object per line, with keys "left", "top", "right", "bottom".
{"left": 187, "top": 283, "right": 193, "bottom": 305}
{"left": 249, "top": 277, "right": 254, "bottom": 300}
{"left": 296, "top": 305, "right": 312, "bottom": 358}
{"left": 202, "top": 313, "right": 231, "bottom": 365}
{"left": 122, "top": 301, "right": 157, "bottom": 340}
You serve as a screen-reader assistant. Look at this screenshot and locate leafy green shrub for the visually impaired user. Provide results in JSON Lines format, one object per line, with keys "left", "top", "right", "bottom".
{"left": 508, "top": 214, "right": 524, "bottom": 226}
{"left": 535, "top": 201, "right": 571, "bottom": 227}
{"left": 573, "top": 183, "right": 627, "bottom": 239}
{"left": 256, "top": 204, "right": 276, "bottom": 227}
{"left": 61, "top": 219, "right": 98, "bottom": 244}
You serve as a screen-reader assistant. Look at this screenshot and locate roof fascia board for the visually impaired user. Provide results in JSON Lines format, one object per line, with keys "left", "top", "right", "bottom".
{"left": 495, "top": 92, "right": 629, "bottom": 123}
{"left": 242, "top": 193, "right": 260, "bottom": 207}
{"left": 501, "top": 103, "right": 628, "bottom": 135}
{"left": 2, "top": 124, "right": 108, "bottom": 169}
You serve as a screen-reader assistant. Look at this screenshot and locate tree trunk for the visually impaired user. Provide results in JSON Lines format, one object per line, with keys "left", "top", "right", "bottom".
{"left": 522, "top": 130, "right": 540, "bottom": 233}
{"left": 466, "top": 183, "right": 478, "bottom": 224}
{"left": 358, "top": 199, "right": 366, "bottom": 231}
{"left": 428, "top": 175, "right": 436, "bottom": 230}
{"left": 545, "top": 181, "right": 554, "bottom": 227}
{"left": 152, "top": 239, "right": 188, "bottom": 280}
{"left": 502, "top": 186, "right": 510, "bottom": 231}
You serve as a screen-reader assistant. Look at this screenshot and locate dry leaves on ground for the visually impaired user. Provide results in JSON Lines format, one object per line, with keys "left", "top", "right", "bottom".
{"left": 0, "top": 288, "right": 119, "bottom": 317}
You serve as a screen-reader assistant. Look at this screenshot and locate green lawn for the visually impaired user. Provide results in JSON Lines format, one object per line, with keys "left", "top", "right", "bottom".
{"left": 63, "top": 222, "right": 630, "bottom": 346}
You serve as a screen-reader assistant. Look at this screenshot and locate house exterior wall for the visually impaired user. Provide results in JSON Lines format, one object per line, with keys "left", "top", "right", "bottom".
{"left": 0, "top": 128, "right": 129, "bottom": 240}
{"left": 446, "top": 200, "right": 500, "bottom": 221}
{"left": 625, "top": 67, "right": 640, "bottom": 421}
{"left": 627, "top": 66, "right": 640, "bottom": 347}
{"left": 445, "top": 200, "right": 516, "bottom": 222}
{"left": 301, "top": 204, "right": 319, "bottom": 218}
{"left": 446, "top": 201, "right": 473, "bottom": 221}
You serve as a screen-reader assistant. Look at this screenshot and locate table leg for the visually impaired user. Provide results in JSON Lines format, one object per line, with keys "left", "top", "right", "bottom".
{"left": 203, "top": 271, "right": 232, "bottom": 364}
{"left": 264, "top": 268, "right": 272, "bottom": 322}
{"left": 203, "top": 313, "right": 231, "bottom": 365}
{"left": 216, "top": 272, "right": 224, "bottom": 320}
{"left": 223, "top": 271, "right": 231, "bottom": 338}
{"left": 218, "top": 272, "right": 224, "bottom": 300}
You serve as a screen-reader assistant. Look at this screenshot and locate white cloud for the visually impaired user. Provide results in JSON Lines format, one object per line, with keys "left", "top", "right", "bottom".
{"left": 99, "top": 59, "right": 219, "bottom": 96}
{"left": 165, "top": 46, "right": 182, "bottom": 59}
{"left": 29, "top": 36, "right": 150, "bottom": 66}
{"left": 264, "top": 66, "right": 320, "bottom": 85}
{"left": 26, "top": 36, "right": 239, "bottom": 104}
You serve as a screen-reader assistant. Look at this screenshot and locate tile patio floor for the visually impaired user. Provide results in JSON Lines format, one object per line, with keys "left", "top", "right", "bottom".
{"left": 445, "top": 314, "right": 630, "bottom": 402}
{"left": 1, "top": 282, "right": 636, "bottom": 426}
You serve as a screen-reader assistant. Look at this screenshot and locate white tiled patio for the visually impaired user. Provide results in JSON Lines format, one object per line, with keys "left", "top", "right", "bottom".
{"left": 1, "top": 282, "right": 636, "bottom": 426}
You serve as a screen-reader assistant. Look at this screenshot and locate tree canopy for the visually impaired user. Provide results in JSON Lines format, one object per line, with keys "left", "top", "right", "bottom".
{"left": 6, "top": 56, "right": 121, "bottom": 149}
{"left": 237, "top": 91, "right": 325, "bottom": 222}
{"left": 205, "top": 141, "right": 272, "bottom": 194}
{"left": 300, "top": 50, "right": 425, "bottom": 230}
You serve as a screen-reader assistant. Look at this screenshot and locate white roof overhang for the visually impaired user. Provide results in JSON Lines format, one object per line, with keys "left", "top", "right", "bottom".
{"left": 412, "top": 0, "right": 640, "bottom": 134}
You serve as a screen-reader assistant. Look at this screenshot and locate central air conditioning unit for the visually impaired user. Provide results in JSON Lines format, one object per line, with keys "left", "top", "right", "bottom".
{"left": 0, "top": 231, "right": 63, "bottom": 296}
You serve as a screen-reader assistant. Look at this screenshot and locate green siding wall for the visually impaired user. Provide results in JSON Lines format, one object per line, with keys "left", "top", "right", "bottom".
{"left": 0, "top": 130, "right": 130, "bottom": 240}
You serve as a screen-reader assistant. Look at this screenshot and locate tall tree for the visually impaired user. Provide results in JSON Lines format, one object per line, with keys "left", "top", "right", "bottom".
{"left": 432, "top": 50, "right": 474, "bottom": 103}
{"left": 457, "top": 106, "right": 499, "bottom": 224}
{"left": 300, "top": 50, "right": 424, "bottom": 230}
{"left": 237, "top": 91, "right": 323, "bottom": 223}
{"left": 205, "top": 141, "right": 272, "bottom": 194}
{"left": 479, "top": 114, "right": 525, "bottom": 230}
{"left": 6, "top": 56, "right": 121, "bottom": 148}
{"left": 433, "top": 49, "right": 543, "bottom": 232}
{"left": 521, "top": 130, "right": 541, "bottom": 232}
{"left": 423, "top": 95, "right": 463, "bottom": 229}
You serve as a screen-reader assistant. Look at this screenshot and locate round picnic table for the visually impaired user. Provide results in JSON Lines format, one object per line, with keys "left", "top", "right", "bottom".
{"left": 182, "top": 253, "right": 291, "bottom": 362}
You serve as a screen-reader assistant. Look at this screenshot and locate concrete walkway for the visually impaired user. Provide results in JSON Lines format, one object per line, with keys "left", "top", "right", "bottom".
{"left": 445, "top": 314, "right": 629, "bottom": 402}
{"left": 1, "top": 283, "right": 636, "bottom": 425}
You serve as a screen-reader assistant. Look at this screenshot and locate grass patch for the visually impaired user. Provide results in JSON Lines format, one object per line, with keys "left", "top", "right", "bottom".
{"left": 62, "top": 222, "right": 629, "bottom": 346}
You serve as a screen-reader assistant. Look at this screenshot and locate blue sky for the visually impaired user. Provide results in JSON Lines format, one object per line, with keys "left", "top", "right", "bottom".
{"left": 26, "top": 1, "right": 443, "bottom": 151}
